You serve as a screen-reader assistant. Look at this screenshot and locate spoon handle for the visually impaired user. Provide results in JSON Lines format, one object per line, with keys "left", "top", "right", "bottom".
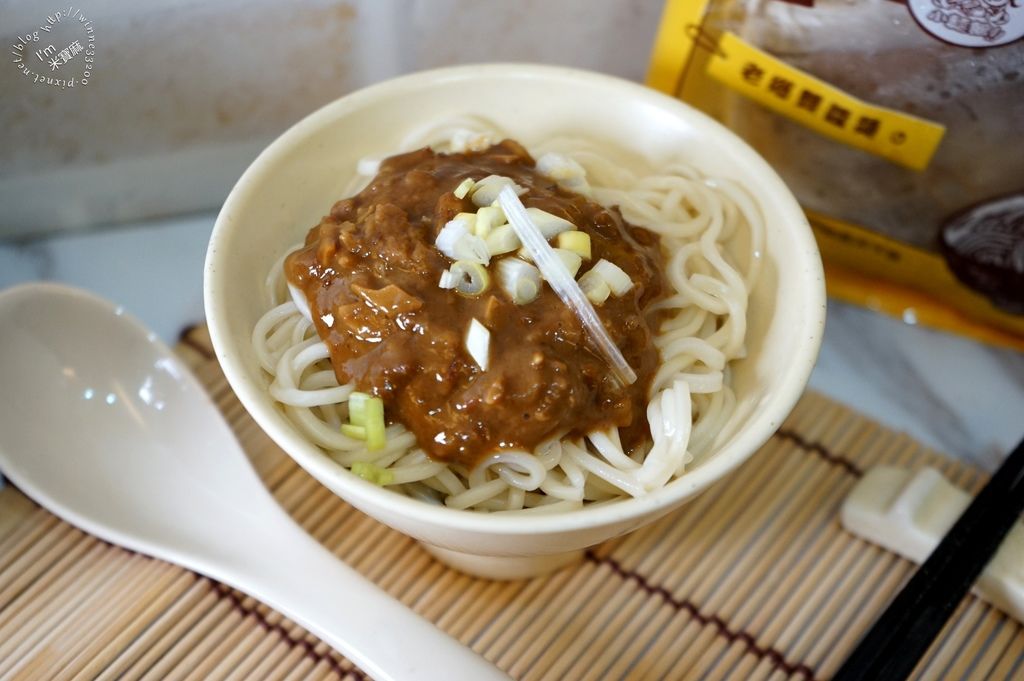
{"left": 207, "top": 520, "right": 507, "bottom": 681}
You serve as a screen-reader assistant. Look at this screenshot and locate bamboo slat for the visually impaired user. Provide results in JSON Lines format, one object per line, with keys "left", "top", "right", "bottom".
{"left": 0, "top": 325, "right": 1019, "bottom": 680}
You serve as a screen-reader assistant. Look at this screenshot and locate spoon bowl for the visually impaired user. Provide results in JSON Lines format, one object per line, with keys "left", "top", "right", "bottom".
{"left": 0, "top": 282, "right": 504, "bottom": 681}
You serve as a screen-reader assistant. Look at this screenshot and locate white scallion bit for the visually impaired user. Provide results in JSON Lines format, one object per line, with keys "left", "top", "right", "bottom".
{"left": 465, "top": 318, "right": 490, "bottom": 371}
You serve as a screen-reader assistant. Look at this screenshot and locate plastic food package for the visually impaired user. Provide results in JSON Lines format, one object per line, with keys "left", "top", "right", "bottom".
{"left": 646, "top": 0, "right": 1024, "bottom": 349}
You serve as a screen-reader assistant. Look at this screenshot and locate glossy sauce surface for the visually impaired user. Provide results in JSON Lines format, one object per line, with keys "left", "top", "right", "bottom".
{"left": 285, "top": 141, "right": 666, "bottom": 468}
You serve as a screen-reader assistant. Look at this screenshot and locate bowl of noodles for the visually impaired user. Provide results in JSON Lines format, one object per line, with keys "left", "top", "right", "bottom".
{"left": 205, "top": 64, "right": 825, "bottom": 579}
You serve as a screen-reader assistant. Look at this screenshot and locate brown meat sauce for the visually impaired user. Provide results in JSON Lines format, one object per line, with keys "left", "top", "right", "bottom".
{"left": 285, "top": 141, "right": 667, "bottom": 468}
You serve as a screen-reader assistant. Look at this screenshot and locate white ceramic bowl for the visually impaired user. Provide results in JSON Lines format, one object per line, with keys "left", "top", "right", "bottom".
{"left": 205, "top": 63, "right": 825, "bottom": 579}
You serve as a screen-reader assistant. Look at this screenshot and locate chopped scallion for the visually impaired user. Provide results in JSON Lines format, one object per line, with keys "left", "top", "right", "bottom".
{"left": 454, "top": 212, "right": 478, "bottom": 234}
{"left": 451, "top": 233, "right": 490, "bottom": 264}
{"left": 363, "top": 396, "right": 386, "bottom": 451}
{"left": 340, "top": 424, "right": 367, "bottom": 440}
{"left": 495, "top": 257, "right": 542, "bottom": 305}
{"left": 485, "top": 225, "right": 521, "bottom": 255}
{"left": 466, "top": 318, "right": 490, "bottom": 371}
{"left": 536, "top": 152, "right": 591, "bottom": 195}
{"left": 470, "top": 175, "right": 527, "bottom": 207}
{"left": 351, "top": 461, "right": 394, "bottom": 486}
{"left": 444, "top": 260, "right": 490, "bottom": 296}
{"left": 348, "top": 391, "right": 371, "bottom": 426}
{"left": 557, "top": 231, "right": 592, "bottom": 260}
{"left": 525, "top": 207, "right": 576, "bottom": 240}
{"left": 474, "top": 206, "right": 505, "bottom": 237}
{"left": 592, "top": 259, "right": 633, "bottom": 296}
{"left": 578, "top": 270, "right": 611, "bottom": 304}
{"left": 453, "top": 178, "right": 475, "bottom": 199}
{"left": 435, "top": 218, "right": 471, "bottom": 260}
{"left": 552, "top": 248, "right": 583, "bottom": 278}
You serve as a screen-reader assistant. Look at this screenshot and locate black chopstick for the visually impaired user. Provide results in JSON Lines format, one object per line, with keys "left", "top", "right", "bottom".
{"left": 832, "top": 434, "right": 1024, "bottom": 681}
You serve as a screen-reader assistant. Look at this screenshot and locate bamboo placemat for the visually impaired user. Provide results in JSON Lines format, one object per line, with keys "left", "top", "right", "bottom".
{"left": 0, "top": 325, "right": 1021, "bottom": 681}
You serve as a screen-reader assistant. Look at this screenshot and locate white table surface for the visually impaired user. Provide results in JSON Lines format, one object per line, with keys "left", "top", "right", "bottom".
{"left": 1, "top": 212, "right": 1021, "bottom": 473}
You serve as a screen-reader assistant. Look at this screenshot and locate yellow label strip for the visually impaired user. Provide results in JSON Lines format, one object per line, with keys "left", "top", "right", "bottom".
{"left": 705, "top": 32, "right": 946, "bottom": 171}
{"left": 808, "top": 210, "right": 1024, "bottom": 350}
{"left": 644, "top": 0, "right": 712, "bottom": 94}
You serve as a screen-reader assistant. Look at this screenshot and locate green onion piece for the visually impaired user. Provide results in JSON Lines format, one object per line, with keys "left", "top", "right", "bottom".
{"left": 525, "top": 207, "right": 575, "bottom": 239}
{"left": 470, "top": 175, "right": 527, "bottom": 207}
{"left": 592, "top": 259, "right": 633, "bottom": 296}
{"left": 451, "top": 233, "right": 490, "bottom": 265}
{"left": 435, "top": 217, "right": 473, "bottom": 260}
{"left": 454, "top": 212, "right": 478, "bottom": 235}
{"left": 364, "top": 396, "right": 386, "bottom": 451}
{"left": 578, "top": 269, "right": 611, "bottom": 304}
{"left": 340, "top": 424, "right": 367, "bottom": 440}
{"left": 557, "top": 230, "right": 592, "bottom": 260}
{"left": 536, "top": 152, "right": 592, "bottom": 195}
{"left": 453, "top": 178, "right": 475, "bottom": 199}
{"left": 465, "top": 318, "right": 490, "bottom": 370}
{"left": 519, "top": 244, "right": 582, "bottom": 275}
{"left": 348, "top": 391, "right": 371, "bottom": 426}
{"left": 495, "top": 257, "right": 542, "bottom": 305}
{"left": 474, "top": 206, "right": 505, "bottom": 237}
{"left": 536, "top": 152, "right": 586, "bottom": 182}
{"left": 351, "top": 461, "right": 394, "bottom": 486}
{"left": 552, "top": 248, "right": 583, "bottom": 278}
{"left": 485, "top": 225, "right": 521, "bottom": 255}
{"left": 446, "top": 260, "right": 490, "bottom": 296}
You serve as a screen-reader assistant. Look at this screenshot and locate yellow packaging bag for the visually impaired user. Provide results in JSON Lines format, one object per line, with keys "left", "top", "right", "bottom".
{"left": 647, "top": 0, "right": 1024, "bottom": 350}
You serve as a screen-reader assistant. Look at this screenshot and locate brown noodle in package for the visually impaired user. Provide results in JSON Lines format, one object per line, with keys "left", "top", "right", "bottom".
{"left": 647, "top": 0, "right": 1024, "bottom": 349}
